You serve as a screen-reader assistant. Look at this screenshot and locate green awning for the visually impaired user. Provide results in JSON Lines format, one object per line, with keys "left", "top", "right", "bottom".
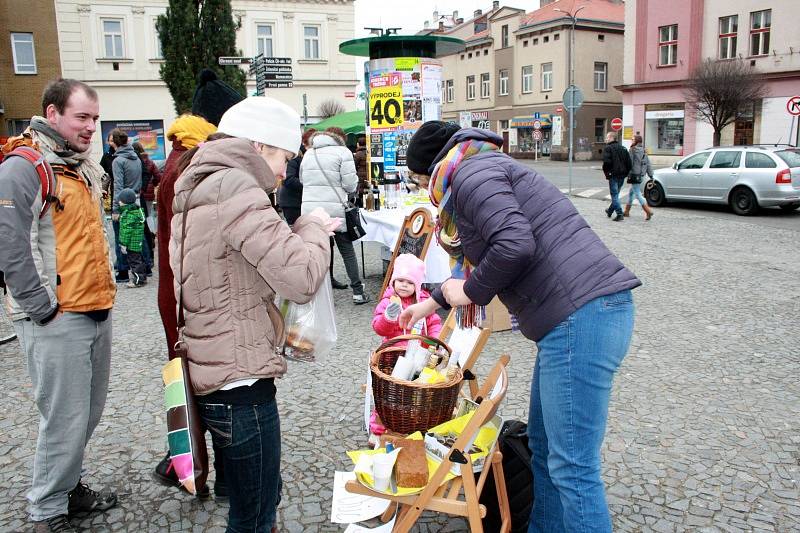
{"left": 307, "top": 110, "right": 366, "bottom": 135}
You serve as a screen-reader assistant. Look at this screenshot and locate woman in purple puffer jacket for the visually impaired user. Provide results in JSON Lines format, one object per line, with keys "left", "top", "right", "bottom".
{"left": 400, "top": 122, "right": 641, "bottom": 533}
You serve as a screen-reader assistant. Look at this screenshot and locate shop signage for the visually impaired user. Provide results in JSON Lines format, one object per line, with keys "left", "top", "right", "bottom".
{"left": 552, "top": 116, "right": 562, "bottom": 146}
{"left": 459, "top": 111, "right": 472, "bottom": 128}
{"left": 369, "top": 74, "right": 404, "bottom": 129}
{"left": 511, "top": 114, "right": 552, "bottom": 129}
{"left": 555, "top": 106, "right": 563, "bottom": 113}
{"left": 645, "top": 110, "right": 684, "bottom": 120}
{"left": 787, "top": 95, "right": 800, "bottom": 116}
{"left": 344, "top": 91, "right": 356, "bottom": 98}
{"left": 611, "top": 117, "right": 623, "bottom": 131}
{"left": 101, "top": 119, "right": 166, "bottom": 162}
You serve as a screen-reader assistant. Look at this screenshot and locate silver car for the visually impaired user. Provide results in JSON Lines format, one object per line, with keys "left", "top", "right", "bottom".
{"left": 646, "top": 146, "right": 800, "bottom": 215}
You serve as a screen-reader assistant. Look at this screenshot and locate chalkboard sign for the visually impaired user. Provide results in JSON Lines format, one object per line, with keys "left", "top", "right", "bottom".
{"left": 380, "top": 208, "right": 435, "bottom": 296}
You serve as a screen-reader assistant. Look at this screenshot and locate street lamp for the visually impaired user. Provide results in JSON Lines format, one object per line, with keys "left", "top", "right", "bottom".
{"left": 554, "top": 5, "right": 585, "bottom": 195}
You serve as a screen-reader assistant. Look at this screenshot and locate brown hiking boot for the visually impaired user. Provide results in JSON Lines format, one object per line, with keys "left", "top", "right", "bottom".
{"left": 33, "top": 515, "right": 76, "bottom": 532}
{"left": 67, "top": 480, "right": 117, "bottom": 517}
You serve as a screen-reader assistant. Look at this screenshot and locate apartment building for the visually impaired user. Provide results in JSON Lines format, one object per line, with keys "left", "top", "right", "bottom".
{"left": 0, "top": 0, "right": 62, "bottom": 141}
{"left": 432, "top": 0, "right": 625, "bottom": 160}
{"left": 620, "top": 0, "right": 800, "bottom": 164}
{"left": 53, "top": 0, "right": 358, "bottom": 158}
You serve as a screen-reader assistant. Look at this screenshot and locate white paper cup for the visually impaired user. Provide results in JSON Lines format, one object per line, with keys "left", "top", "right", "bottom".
{"left": 372, "top": 454, "right": 393, "bottom": 492}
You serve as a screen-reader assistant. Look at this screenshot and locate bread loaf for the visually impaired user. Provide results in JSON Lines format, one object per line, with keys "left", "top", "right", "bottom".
{"left": 380, "top": 436, "right": 428, "bottom": 488}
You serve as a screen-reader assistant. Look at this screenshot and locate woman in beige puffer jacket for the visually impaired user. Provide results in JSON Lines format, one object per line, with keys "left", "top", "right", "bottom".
{"left": 168, "top": 96, "right": 337, "bottom": 532}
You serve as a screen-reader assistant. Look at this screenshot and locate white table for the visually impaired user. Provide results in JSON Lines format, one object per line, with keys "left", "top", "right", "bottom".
{"left": 358, "top": 204, "right": 452, "bottom": 283}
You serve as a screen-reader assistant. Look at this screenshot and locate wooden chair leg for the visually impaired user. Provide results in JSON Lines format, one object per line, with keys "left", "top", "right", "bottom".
{"left": 461, "top": 464, "right": 484, "bottom": 532}
{"left": 381, "top": 501, "right": 397, "bottom": 523}
{"left": 492, "top": 452, "right": 512, "bottom": 533}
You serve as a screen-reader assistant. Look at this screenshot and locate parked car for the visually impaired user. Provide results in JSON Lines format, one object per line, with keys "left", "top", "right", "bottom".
{"left": 645, "top": 145, "right": 800, "bottom": 215}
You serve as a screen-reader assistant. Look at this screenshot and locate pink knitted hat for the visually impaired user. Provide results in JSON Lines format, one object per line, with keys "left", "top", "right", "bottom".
{"left": 390, "top": 254, "right": 426, "bottom": 300}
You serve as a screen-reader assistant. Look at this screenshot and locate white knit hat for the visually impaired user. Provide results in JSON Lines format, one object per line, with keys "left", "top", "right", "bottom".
{"left": 217, "top": 96, "right": 301, "bottom": 155}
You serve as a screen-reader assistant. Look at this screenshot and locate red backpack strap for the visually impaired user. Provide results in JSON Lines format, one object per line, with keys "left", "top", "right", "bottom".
{"left": 5, "top": 146, "right": 56, "bottom": 218}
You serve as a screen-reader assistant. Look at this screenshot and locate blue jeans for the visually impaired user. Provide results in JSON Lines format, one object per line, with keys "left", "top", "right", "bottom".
{"left": 626, "top": 182, "right": 646, "bottom": 207}
{"left": 528, "top": 290, "right": 634, "bottom": 533}
{"left": 197, "top": 399, "right": 282, "bottom": 532}
{"left": 607, "top": 177, "right": 625, "bottom": 216}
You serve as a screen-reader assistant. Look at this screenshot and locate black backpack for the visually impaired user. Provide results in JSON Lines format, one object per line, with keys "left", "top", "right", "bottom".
{"left": 480, "top": 420, "right": 534, "bottom": 533}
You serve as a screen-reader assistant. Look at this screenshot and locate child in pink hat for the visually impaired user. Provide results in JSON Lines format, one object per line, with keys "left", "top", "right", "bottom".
{"left": 372, "top": 254, "right": 442, "bottom": 345}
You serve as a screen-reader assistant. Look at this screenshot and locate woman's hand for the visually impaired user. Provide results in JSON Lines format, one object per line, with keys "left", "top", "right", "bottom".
{"left": 441, "top": 279, "right": 473, "bottom": 307}
{"left": 307, "top": 208, "right": 342, "bottom": 235}
{"left": 398, "top": 298, "right": 440, "bottom": 330}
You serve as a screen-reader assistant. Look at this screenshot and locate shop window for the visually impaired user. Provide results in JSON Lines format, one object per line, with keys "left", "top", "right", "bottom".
{"left": 522, "top": 65, "right": 533, "bottom": 93}
{"left": 445, "top": 79, "right": 454, "bottom": 103}
{"left": 718, "top": 15, "right": 738, "bottom": 59}
{"left": 594, "top": 118, "right": 606, "bottom": 142}
{"left": 303, "top": 25, "right": 320, "bottom": 59}
{"left": 645, "top": 107, "right": 685, "bottom": 156}
{"left": 101, "top": 18, "right": 125, "bottom": 58}
{"left": 593, "top": 62, "right": 607, "bottom": 91}
{"left": 480, "top": 72, "right": 490, "bottom": 98}
{"left": 466, "top": 75, "right": 476, "bottom": 100}
{"left": 541, "top": 63, "right": 552, "bottom": 91}
{"left": 678, "top": 152, "right": 710, "bottom": 170}
{"left": 745, "top": 152, "right": 776, "bottom": 168}
{"left": 499, "top": 69, "right": 509, "bottom": 96}
{"left": 501, "top": 24, "right": 509, "bottom": 48}
{"left": 710, "top": 151, "right": 742, "bottom": 169}
{"left": 10, "top": 33, "right": 36, "bottom": 74}
{"left": 658, "top": 24, "right": 678, "bottom": 66}
{"left": 7, "top": 119, "right": 30, "bottom": 136}
{"left": 257, "top": 24, "right": 274, "bottom": 57}
{"left": 749, "top": 10, "right": 770, "bottom": 56}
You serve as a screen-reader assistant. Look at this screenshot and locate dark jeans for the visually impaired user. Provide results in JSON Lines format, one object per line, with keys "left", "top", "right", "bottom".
{"left": 197, "top": 399, "right": 281, "bottom": 533}
{"left": 331, "top": 232, "right": 364, "bottom": 295}
{"left": 125, "top": 251, "right": 147, "bottom": 285}
{"left": 112, "top": 220, "right": 128, "bottom": 272}
{"left": 607, "top": 177, "right": 625, "bottom": 216}
{"left": 282, "top": 207, "right": 301, "bottom": 226}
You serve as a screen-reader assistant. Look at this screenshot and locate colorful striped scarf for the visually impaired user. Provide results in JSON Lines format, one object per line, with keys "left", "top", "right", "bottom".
{"left": 428, "top": 139, "right": 500, "bottom": 327}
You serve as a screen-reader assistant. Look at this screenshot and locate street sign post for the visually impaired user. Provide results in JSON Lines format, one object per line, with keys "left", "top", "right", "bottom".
{"left": 562, "top": 85, "right": 584, "bottom": 110}
{"left": 533, "top": 119, "right": 542, "bottom": 130}
{"left": 786, "top": 95, "right": 800, "bottom": 116}
{"left": 611, "top": 117, "right": 623, "bottom": 131}
{"left": 218, "top": 56, "right": 251, "bottom": 65}
{"left": 562, "top": 84, "right": 584, "bottom": 195}
{"left": 244, "top": 54, "right": 294, "bottom": 95}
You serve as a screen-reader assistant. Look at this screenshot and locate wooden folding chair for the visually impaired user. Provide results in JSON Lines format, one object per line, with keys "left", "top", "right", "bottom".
{"left": 438, "top": 310, "right": 492, "bottom": 400}
{"left": 345, "top": 355, "right": 512, "bottom": 533}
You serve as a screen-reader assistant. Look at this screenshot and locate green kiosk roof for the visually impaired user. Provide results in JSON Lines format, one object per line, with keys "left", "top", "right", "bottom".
{"left": 339, "top": 35, "right": 465, "bottom": 59}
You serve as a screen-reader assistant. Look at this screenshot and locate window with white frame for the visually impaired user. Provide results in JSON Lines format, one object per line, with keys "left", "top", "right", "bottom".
{"left": 658, "top": 24, "right": 677, "bottom": 66}
{"left": 593, "top": 62, "right": 607, "bottom": 91}
{"left": 499, "top": 69, "right": 509, "bottom": 96}
{"left": 718, "top": 15, "right": 738, "bottom": 59}
{"left": 541, "top": 63, "right": 552, "bottom": 91}
{"left": 466, "top": 75, "right": 476, "bottom": 100}
{"left": 303, "top": 25, "right": 320, "bottom": 59}
{"left": 10, "top": 33, "right": 36, "bottom": 74}
{"left": 749, "top": 9, "right": 770, "bottom": 56}
{"left": 501, "top": 24, "right": 509, "bottom": 48}
{"left": 522, "top": 65, "right": 533, "bottom": 93}
{"left": 257, "top": 24, "right": 274, "bottom": 57}
{"left": 153, "top": 20, "right": 163, "bottom": 59}
{"left": 102, "top": 18, "right": 125, "bottom": 58}
{"left": 480, "top": 72, "right": 490, "bottom": 98}
{"left": 446, "top": 79, "right": 454, "bottom": 103}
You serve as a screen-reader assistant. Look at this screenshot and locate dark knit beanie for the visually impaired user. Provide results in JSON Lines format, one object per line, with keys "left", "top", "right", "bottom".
{"left": 191, "top": 69, "right": 244, "bottom": 127}
{"left": 118, "top": 188, "right": 137, "bottom": 205}
{"left": 406, "top": 121, "right": 461, "bottom": 175}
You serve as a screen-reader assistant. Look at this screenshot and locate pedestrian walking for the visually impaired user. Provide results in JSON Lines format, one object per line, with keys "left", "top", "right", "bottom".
{"left": 400, "top": 122, "right": 641, "bottom": 533}
{"left": 132, "top": 142, "right": 161, "bottom": 264}
{"left": 625, "top": 134, "right": 654, "bottom": 220}
{"left": 169, "top": 96, "right": 336, "bottom": 532}
{"left": 602, "top": 131, "right": 632, "bottom": 222}
{"left": 300, "top": 127, "right": 368, "bottom": 302}
{"left": 0, "top": 78, "right": 117, "bottom": 533}
{"left": 117, "top": 188, "right": 147, "bottom": 287}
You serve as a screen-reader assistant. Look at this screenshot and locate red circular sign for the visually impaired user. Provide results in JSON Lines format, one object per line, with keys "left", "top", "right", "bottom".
{"left": 787, "top": 95, "right": 800, "bottom": 116}
{"left": 611, "top": 117, "right": 623, "bottom": 131}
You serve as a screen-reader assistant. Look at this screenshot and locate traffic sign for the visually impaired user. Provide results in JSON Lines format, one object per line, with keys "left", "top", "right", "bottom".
{"left": 532, "top": 130, "right": 543, "bottom": 141}
{"left": 611, "top": 117, "right": 623, "bottom": 131}
{"left": 562, "top": 85, "right": 584, "bottom": 111}
{"left": 556, "top": 106, "right": 563, "bottom": 113}
{"left": 534, "top": 112, "right": 540, "bottom": 119}
{"left": 263, "top": 73, "right": 293, "bottom": 81}
{"left": 262, "top": 57, "right": 292, "bottom": 65}
{"left": 260, "top": 66, "right": 293, "bottom": 74}
{"left": 219, "top": 56, "right": 251, "bottom": 65}
{"left": 787, "top": 95, "right": 800, "bottom": 116}
{"left": 533, "top": 119, "right": 542, "bottom": 130}
{"left": 263, "top": 81, "right": 293, "bottom": 89}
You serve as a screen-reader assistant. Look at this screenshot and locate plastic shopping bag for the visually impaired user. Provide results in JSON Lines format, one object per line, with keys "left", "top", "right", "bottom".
{"left": 277, "top": 273, "right": 337, "bottom": 363}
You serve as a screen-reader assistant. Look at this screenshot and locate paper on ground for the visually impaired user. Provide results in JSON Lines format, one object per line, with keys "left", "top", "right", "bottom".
{"left": 330, "top": 471, "right": 390, "bottom": 524}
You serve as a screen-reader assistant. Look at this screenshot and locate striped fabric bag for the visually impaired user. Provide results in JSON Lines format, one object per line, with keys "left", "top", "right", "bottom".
{"left": 162, "top": 358, "right": 208, "bottom": 495}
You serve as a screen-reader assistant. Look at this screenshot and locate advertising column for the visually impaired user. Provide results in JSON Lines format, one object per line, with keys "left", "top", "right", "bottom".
{"left": 366, "top": 57, "right": 442, "bottom": 208}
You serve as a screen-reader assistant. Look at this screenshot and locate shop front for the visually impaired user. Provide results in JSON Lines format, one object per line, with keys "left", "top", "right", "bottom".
{"left": 509, "top": 114, "right": 552, "bottom": 157}
{"left": 643, "top": 104, "right": 685, "bottom": 157}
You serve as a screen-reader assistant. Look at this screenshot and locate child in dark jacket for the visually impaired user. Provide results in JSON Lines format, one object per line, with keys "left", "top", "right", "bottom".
{"left": 118, "top": 188, "right": 147, "bottom": 287}
{"left": 372, "top": 254, "right": 441, "bottom": 346}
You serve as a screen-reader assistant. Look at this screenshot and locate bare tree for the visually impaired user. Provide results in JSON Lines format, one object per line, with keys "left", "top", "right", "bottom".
{"left": 685, "top": 59, "right": 768, "bottom": 147}
{"left": 317, "top": 99, "right": 346, "bottom": 119}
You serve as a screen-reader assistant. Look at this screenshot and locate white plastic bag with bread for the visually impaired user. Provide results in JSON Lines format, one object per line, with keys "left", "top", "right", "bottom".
{"left": 276, "top": 272, "right": 338, "bottom": 363}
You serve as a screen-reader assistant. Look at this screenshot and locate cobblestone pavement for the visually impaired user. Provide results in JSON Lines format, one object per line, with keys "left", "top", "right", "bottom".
{"left": 0, "top": 197, "right": 798, "bottom": 532}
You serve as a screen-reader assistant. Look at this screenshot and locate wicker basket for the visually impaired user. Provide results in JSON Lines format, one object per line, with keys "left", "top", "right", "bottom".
{"left": 371, "top": 334, "right": 462, "bottom": 435}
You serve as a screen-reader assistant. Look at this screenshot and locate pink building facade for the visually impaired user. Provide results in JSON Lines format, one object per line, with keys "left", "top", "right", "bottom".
{"left": 620, "top": 0, "right": 800, "bottom": 164}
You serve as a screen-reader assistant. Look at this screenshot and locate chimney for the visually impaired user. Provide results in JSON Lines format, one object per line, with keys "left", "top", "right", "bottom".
{"left": 433, "top": 10, "right": 438, "bottom": 20}
{"left": 493, "top": 1, "right": 500, "bottom": 9}
{"left": 438, "top": 20, "right": 444, "bottom": 31}
{"left": 424, "top": 20, "right": 429, "bottom": 29}
{"left": 453, "top": 10, "right": 458, "bottom": 20}
{"left": 474, "top": 9, "right": 482, "bottom": 17}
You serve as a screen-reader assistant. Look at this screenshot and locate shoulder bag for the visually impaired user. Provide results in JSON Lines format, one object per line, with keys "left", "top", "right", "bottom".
{"left": 312, "top": 149, "right": 367, "bottom": 241}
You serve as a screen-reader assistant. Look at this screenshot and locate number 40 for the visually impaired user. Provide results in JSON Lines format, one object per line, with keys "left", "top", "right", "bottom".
{"left": 371, "top": 98, "right": 401, "bottom": 125}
